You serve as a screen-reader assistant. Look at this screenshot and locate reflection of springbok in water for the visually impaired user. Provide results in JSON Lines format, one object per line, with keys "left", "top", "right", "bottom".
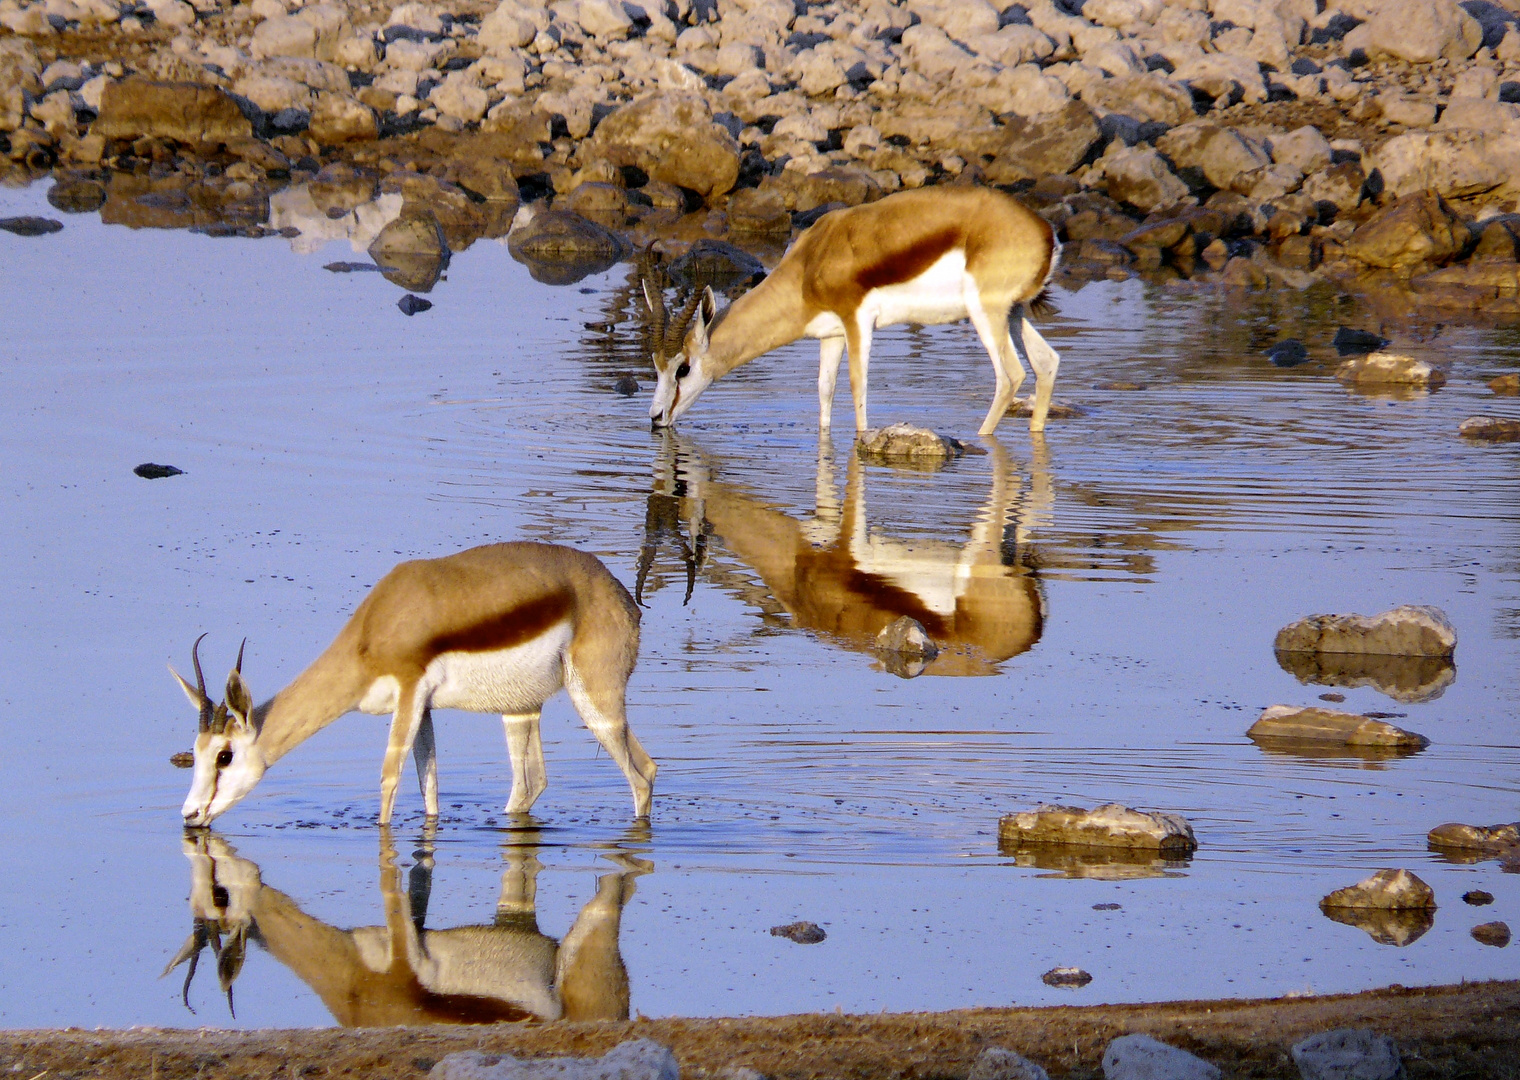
{"left": 164, "top": 830, "right": 647, "bottom": 1024}
{"left": 638, "top": 433, "right": 1047, "bottom": 676}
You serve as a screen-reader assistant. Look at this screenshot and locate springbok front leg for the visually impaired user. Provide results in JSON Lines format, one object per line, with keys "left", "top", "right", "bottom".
{"left": 1015, "top": 314, "right": 1061, "bottom": 433}
{"left": 503, "top": 711, "right": 548, "bottom": 814}
{"left": 818, "top": 335, "right": 845, "bottom": 431}
{"left": 845, "top": 318, "right": 875, "bottom": 433}
{"left": 413, "top": 709, "right": 439, "bottom": 817}
{"left": 379, "top": 686, "right": 428, "bottom": 825}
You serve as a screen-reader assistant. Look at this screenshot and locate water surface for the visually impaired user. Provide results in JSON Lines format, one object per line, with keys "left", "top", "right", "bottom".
{"left": 1, "top": 182, "right": 1517, "bottom": 1028}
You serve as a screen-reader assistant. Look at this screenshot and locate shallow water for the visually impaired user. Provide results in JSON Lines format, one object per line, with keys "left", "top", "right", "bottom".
{"left": 1, "top": 182, "right": 1518, "bottom": 1029}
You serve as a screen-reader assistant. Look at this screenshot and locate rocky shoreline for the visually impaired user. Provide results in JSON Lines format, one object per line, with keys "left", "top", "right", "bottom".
{"left": 5, "top": 0, "right": 1520, "bottom": 311}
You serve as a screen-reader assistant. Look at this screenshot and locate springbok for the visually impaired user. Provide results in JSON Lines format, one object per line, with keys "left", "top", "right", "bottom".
{"left": 165, "top": 830, "right": 646, "bottom": 1023}
{"left": 637, "top": 433, "right": 1047, "bottom": 676}
{"left": 645, "top": 186, "right": 1062, "bottom": 436}
{"left": 172, "top": 542, "right": 655, "bottom": 826}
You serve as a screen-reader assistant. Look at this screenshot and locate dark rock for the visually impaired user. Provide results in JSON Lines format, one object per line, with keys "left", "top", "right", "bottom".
{"left": 613, "top": 376, "right": 640, "bottom": 396}
{"left": 875, "top": 616, "right": 939, "bottom": 680}
{"left": 1428, "top": 822, "right": 1520, "bottom": 853}
{"left": 770, "top": 921, "right": 826, "bottom": 944}
{"left": 1472, "top": 921, "right": 1511, "bottom": 947}
{"left": 1333, "top": 326, "right": 1390, "bottom": 355}
{"left": 324, "top": 261, "right": 381, "bottom": 272}
{"left": 1266, "top": 339, "right": 1309, "bottom": 367}
{"left": 508, "top": 208, "right": 628, "bottom": 285}
{"left": 1075, "top": 238, "right": 1134, "bottom": 265}
{"left": 1041, "top": 967, "right": 1091, "bottom": 988}
{"left": 1093, "top": 902, "right": 1121, "bottom": 910}
{"left": 793, "top": 201, "right": 846, "bottom": 228}
{"left": 1121, "top": 218, "right": 1189, "bottom": 249}
{"left": 398, "top": 294, "right": 432, "bottom": 316}
{"left": 47, "top": 179, "right": 106, "bottom": 213}
{"left": 134, "top": 463, "right": 184, "bottom": 479}
{"left": 1463, "top": 890, "right": 1495, "bottom": 905}
{"left": 0, "top": 215, "right": 64, "bottom": 236}
{"left": 668, "top": 238, "right": 766, "bottom": 288}
{"left": 726, "top": 187, "right": 791, "bottom": 238}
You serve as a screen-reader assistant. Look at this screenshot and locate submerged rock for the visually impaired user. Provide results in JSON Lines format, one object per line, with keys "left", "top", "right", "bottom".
{"left": 1101, "top": 1034, "right": 1218, "bottom": 1080}
{"left": 1335, "top": 352, "right": 1447, "bottom": 388}
{"left": 134, "top": 462, "right": 184, "bottom": 479}
{"left": 668, "top": 240, "right": 766, "bottom": 289}
{"left": 1464, "top": 890, "right": 1495, "bottom": 905}
{"left": 967, "top": 1047, "right": 1049, "bottom": 1080}
{"left": 1266, "top": 339, "right": 1309, "bottom": 367}
{"left": 998, "top": 804, "right": 1197, "bottom": 854}
{"left": 1247, "top": 706, "right": 1429, "bottom": 749}
{"left": 769, "top": 921, "right": 826, "bottom": 944}
{"left": 1458, "top": 416, "right": 1520, "bottom": 441}
{"left": 1331, "top": 328, "right": 1392, "bottom": 356}
{"left": 1290, "top": 1029, "right": 1403, "bottom": 1080}
{"left": 1274, "top": 605, "right": 1457, "bottom": 658}
{"left": 857, "top": 424, "right": 968, "bottom": 464}
{"left": 1041, "top": 967, "right": 1092, "bottom": 989}
{"left": 1427, "top": 821, "right": 1520, "bottom": 853}
{"left": 430, "top": 1040, "right": 679, "bottom": 1080}
{"left": 1472, "top": 921, "right": 1511, "bottom": 947}
{"left": 397, "top": 293, "right": 432, "bottom": 316}
{"left": 368, "top": 210, "right": 450, "bottom": 292}
{"left": 1490, "top": 374, "right": 1520, "bottom": 395}
{"left": 1322, "top": 869, "right": 1437, "bottom": 911}
{"left": 0, "top": 215, "right": 63, "bottom": 236}
{"left": 875, "top": 616, "right": 938, "bottom": 678}
{"left": 47, "top": 179, "right": 106, "bottom": 213}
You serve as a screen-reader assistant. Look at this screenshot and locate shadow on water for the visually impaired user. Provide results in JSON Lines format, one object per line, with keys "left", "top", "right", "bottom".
{"left": 166, "top": 826, "right": 649, "bottom": 1026}
{"left": 636, "top": 431, "right": 1046, "bottom": 677}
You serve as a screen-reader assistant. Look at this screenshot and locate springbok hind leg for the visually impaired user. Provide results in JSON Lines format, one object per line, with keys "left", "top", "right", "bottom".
{"left": 967, "top": 296, "right": 1023, "bottom": 436}
{"left": 566, "top": 663, "right": 655, "bottom": 818}
{"left": 1016, "top": 314, "right": 1061, "bottom": 433}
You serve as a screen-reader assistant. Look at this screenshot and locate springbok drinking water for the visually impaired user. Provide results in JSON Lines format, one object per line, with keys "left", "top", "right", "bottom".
{"left": 173, "top": 542, "right": 654, "bottom": 826}
{"left": 644, "top": 186, "right": 1063, "bottom": 436}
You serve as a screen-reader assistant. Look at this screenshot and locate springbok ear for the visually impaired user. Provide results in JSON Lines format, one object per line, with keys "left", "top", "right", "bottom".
{"left": 642, "top": 279, "right": 661, "bottom": 320}
{"left": 225, "top": 670, "right": 254, "bottom": 729}
{"left": 170, "top": 667, "right": 209, "bottom": 711}
{"left": 700, "top": 285, "right": 718, "bottom": 327}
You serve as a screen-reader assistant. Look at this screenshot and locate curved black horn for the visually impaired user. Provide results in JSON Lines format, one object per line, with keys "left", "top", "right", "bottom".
{"left": 666, "top": 290, "right": 703, "bottom": 355}
{"left": 234, "top": 638, "right": 246, "bottom": 674}
{"left": 191, "top": 633, "right": 212, "bottom": 733}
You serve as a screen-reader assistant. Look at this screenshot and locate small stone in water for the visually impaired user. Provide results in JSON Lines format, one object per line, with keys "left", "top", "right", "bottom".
{"left": 1093, "top": 902, "right": 1121, "bottom": 910}
{"left": 1041, "top": 966, "right": 1091, "bottom": 988}
{"left": 614, "top": 376, "right": 640, "bottom": 396}
{"left": 134, "top": 463, "right": 184, "bottom": 479}
{"left": 169, "top": 751, "right": 194, "bottom": 768}
{"left": 324, "top": 261, "right": 381, "bottom": 273}
{"left": 0, "top": 216, "right": 64, "bottom": 236}
{"left": 398, "top": 294, "right": 433, "bottom": 316}
{"left": 1490, "top": 373, "right": 1520, "bottom": 395}
{"left": 1094, "top": 380, "right": 1146, "bottom": 391}
{"left": 1321, "top": 868, "right": 1436, "bottom": 911}
{"left": 1333, "top": 326, "right": 1391, "bottom": 355}
{"left": 1471, "top": 921, "right": 1510, "bottom": 947}
{"left": 1464, "top": 890, "right": 1495, "bottom": 905}
{"left": 769, "top": 921, "right": 826, "bottom": 944}
{"left": 1267, "top": 339, "right": 1309, "bottom": 367}
{"left": 1459, "top": 416, "right": 1520, "bottom": 442}
{"left": 1319, "top": 692, "right": 1346, "bottom": 702}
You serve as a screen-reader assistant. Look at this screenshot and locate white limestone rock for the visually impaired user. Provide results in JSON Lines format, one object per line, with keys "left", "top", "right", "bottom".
{"left": 1247, "top": 707, "right": 1429, "bottom": 749}
{"left": 1291, "top": 1030, "right": 1403, "bottom": 1080}
{"left": 967, "top": 1047, "right": 1050, "bottom": 1080}
{"left": 1335, "top": 352, "right": 1446, "bottom": 389}
{"left": 999, "top": 804, "right": 1198, "bottom": 854}
{"left": 1275, "top": 605, "right": 1457, "bottom": 657}
{"left": 1101, "top": 1035, "right": 1219, "bottom": 1080}
{"left": 1321, "top": 869, "right": 1437, "bottom": 911}
{"left": 430, "top": 1040, "right": 679, "bottom": 1080}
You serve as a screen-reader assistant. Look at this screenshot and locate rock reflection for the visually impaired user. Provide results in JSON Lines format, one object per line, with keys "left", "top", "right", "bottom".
{"left": 637, "top": 432, "right": 1045, "bottom": 676}
{"left": 1319, "top": 906, "right": 1435, "bottom": 947}
{"left": 1273, "top": 648, "right": 1455, "bottom": 704}
{"left": 998, "top": 843, "right": 1190, "bottom": 880}
{"left": 1246, "top": 739, "right": 1424, "bottom": 767}
{"left": 268, "top": 183, "right": 401, "bottom": 255}
{"left": 165, "top": 828, "right": 647, "bottom": 1025}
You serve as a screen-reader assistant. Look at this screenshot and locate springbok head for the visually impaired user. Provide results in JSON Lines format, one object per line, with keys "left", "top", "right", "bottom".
{"left": 643, "top": 272, "right": 719, "bottom": 428}
{"left": 171, "top": 635, "right": 265, "bottom": 827}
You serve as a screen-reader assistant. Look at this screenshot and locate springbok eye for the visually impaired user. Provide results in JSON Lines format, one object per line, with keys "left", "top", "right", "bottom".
{"left": 215, "top": 749, "right": 234, "bottom": 768}
{"left": 676, "top": 362, "right": 691, "bottom": 379}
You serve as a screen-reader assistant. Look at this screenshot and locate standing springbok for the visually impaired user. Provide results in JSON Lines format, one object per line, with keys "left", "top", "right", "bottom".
{"left": 645, "top": 186, "right": 1063, "bottom": 436}
{"left": 173, "top": 542, "right": 655, "bottom": 826}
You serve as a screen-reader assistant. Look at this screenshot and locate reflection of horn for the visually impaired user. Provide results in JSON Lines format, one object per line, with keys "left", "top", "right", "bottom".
{"left": 637, "top": 433, "right": 709, "bottom": 606}
{"left": 191, "top": 633, "right": 211, "bottom": 732}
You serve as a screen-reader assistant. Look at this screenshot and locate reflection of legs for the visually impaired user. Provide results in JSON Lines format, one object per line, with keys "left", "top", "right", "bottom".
{"left": 817, "top": 336, "right": 845, "bottom": 431}
{"left": 380, "top": 689, "right": 427, "bottom": 825}
{"left": 503, "top": 711, "right": 547, "bottom": 814}
{"left": 567, "top": 668, "right": 655, "bottom": 818}
{"left": 413, "top": 709, "right": 438, "bottom": 817}
{"left": 495, "top": 845, "right": 543, "bottom": 928}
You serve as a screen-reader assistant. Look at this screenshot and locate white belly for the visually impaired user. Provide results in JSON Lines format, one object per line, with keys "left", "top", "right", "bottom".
{"left": 862, "top": 249, "right": 970, "bottom": 329}
{"left": 426, "top": 622, "right": 573, "bottom": 715}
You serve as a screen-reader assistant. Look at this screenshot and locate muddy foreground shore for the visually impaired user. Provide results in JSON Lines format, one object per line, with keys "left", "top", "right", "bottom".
{"left": 3, "top": 979, "right": 1517, "bottom": 1079}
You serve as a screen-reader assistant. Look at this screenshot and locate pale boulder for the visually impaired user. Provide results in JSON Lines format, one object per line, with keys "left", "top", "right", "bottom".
{"left": 1322, "top": 869, "right": 1436, "bottom": 911}
{"left": 1269, "top": 125, "right": 1332, "bottom": 175}
{"left": 905, "top": 0, "right": 998, "bottom": 42}
{"left": 991, "top": 63, "right": 1071, "bottom": 118}
{"left": 966, "top": 25, "right": 1056, "bottom": 66}
{"left": 1374, "top": 131, "right": 1520, "bottom": 200}
{"left": 430, "top": 71, "right": 489, "bottom": 123}
{"left": 1082, "top": 72, "right": 1195, "bottom": 125}
{"left": 998, "top": 804, "right": 1198, "bottom": 853}
{"left": 233, "top": 73, "right": 312, "bottom": 113}
{"left": 1103, "top": 144, "right": 1189, "bottom": 212}
{"left": 1171, "top": 53, "right": 1267, "bottom": 104}
{"left": 589, "top": 91, "right": 741, "bottom": 199}
{"left": 477, "top": 2, "right": 537, "bottom": 54}
{"left": 251, "top": 15, "right": 318, "bottom": 60}
{"left": 307, "top": 91, "right": 376, "bottom": 143}
{"left": 576, "top": 0, "right": 632, "bottom": 41}
{"left": 1363, "top": 0, "right": 1483, "bottom": 63}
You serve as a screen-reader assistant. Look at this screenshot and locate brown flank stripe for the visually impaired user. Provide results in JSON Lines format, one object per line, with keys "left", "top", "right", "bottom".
{"left": 855, "top": 228, "right": 960, "bottom": 292}
{"left": 428, "top": 590, "right": 573, "bottom": 656}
